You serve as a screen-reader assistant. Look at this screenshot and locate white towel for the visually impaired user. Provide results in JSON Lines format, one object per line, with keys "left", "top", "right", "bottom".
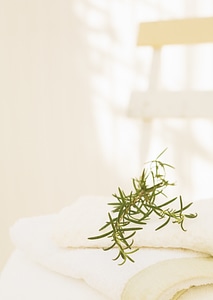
{"left": 52, "top": 196, "right": 213, "bottom": 256}
{"left": 0, "top": 250, "right": 110, "bottom": 300}
{"left": 10, "top": 196, "right": 211, "bottom": 300}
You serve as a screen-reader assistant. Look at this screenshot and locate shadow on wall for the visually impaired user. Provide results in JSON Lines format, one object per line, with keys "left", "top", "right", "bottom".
{"left": 0, "top": 0, "right": 143, "bottom": 270}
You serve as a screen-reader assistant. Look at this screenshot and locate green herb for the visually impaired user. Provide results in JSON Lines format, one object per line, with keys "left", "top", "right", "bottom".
{"left": 88, "top": 149, "right": 197, "bottom": 265}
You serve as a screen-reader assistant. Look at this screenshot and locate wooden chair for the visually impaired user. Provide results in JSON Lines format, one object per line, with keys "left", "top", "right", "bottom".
{"left": 129, "top": 17, "right": 213, "bottom": 118}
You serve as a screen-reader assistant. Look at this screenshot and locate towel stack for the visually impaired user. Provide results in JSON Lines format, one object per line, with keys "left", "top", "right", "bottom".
{"left": 10, "top": 196, "right": 213, "bottom": 299}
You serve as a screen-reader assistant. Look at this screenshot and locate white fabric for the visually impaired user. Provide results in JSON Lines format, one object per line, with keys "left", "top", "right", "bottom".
{"left": 8, "top": 196, "right": 211, "bottom": 300}
{"left": 2, "top": 252, "right": 213, "bottom": 300}
{"left": 52, "top": 196, "right": 213, "bottom": 256}
{"left": 0, "top": 250, "right": 109, "bottom": 300}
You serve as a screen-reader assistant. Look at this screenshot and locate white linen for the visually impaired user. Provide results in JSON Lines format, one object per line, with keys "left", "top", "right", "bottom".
{"left": 0, "top": 250, "right": 110, "bottom": 300}
{"left": 1, "top": 251, "right": 213, "bottom": 300}
{"left": 9, "top": 206, "right": 207, "bottom": 300}
{"left": 52, "top": 196, "right": 213, "bottom": 256}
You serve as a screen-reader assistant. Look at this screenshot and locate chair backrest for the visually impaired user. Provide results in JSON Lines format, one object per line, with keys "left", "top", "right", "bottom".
{"left": 137, "top": 17, "right": 213, "bottom": 48}
{"left": 129, "top": 17, "right": 213, "bottom": 119}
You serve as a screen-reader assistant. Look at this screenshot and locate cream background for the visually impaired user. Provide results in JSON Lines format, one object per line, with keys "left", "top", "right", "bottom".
{"left": 1, "top": 0, "right": 213, "bottom": 270}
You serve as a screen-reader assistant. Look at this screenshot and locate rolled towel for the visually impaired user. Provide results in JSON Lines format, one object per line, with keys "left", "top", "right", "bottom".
{"left": 122, "top": 257, "right": 213, "bottom": 300}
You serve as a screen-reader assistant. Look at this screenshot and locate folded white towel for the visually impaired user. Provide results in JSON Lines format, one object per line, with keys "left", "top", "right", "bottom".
{"left": 10, "top": 196, "right": 211, "bottom": 300}
{"left": 0, "top": 250, "right": 110, "bottom": 300}
{"left": 52, "top": 196, "right": 213, "bottom": 256}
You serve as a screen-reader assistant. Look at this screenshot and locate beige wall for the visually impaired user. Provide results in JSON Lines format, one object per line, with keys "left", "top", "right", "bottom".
{"left": 0, "top": 0, "right": 141, "bottom": 270}
{"left": 1, "top": 0, "right": 213, "bottom": 270}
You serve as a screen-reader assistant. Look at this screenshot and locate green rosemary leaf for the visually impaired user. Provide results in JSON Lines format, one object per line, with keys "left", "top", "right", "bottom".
{"left": 158, "top": 197, "right": 178, "bottom": 208}
{"left": 98, "top": 222, "right": 111, "bottom": 231}
{"left": 123, "top": 231, "right": 137, "bottom": 241}
{"left": 122, "top": 227, "right": 143, "bottom": 232}
{"left": 185, "top": 213, "right": 198, "bottom": 218}
{"left": 155, "top": 147, "right": 168, "bottom": 159}
{"left": 155, "top": 216, "right": 171, "bottom": 231}
{"left": 88, "top": 149, "right": 197, "bottom": 265}
{"left": 103, "top": 242, "right": 116, "bottom": 251}
{"left": 180, "top": 220, "right": 187, "bottom": 231}
{"left": 180, "top": 202, "right": 193, "bottom": 211}
{"left": 108, "top": 203, "right": 121, "bottom": 207}
{"left": 123, "top": 216, "right": 147, "bottom": 225}
{"left": 88, "top": 229, "right": 113, "bottom": 240}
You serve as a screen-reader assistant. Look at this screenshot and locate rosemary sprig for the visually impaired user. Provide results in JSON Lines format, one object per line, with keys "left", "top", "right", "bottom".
{"left": 88, "top": 149, "right": 197, "bottom": 265}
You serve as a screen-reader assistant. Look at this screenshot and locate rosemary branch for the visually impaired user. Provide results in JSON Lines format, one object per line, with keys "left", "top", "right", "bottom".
{"left": 88, "top": 149, "right": 197, "bottom": 265}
